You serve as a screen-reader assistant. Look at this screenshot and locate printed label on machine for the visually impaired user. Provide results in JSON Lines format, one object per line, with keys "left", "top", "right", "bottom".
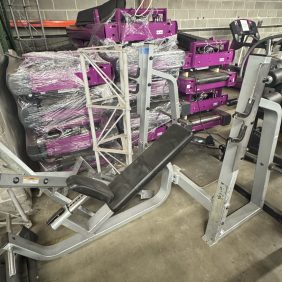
{"left": 156, "top": 30, "right": 164, "bottom": 35}
{"left": 219, "top": 58, "right": 225, "bottom": 62}
{"left": 23, "top": 176, "right": 40, "bottom": 184}
{"left": 240, "top": 20, "right": 249, "bottom": 32}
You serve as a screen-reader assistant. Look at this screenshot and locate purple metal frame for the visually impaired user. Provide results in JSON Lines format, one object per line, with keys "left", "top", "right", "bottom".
{"left": 30, "top": 63, "right": 113, "bottom": 94}
{"left": 182, "top": 39, "right": 235, "bottom": 69}
{"left": 67, "top": 8, "right": 177, "bottom": 45}
{"left": 184, "top": 94, "right": 228, "bottom": 115}
{"left": 178, "top": 71, "right": 237, "bottom": 95}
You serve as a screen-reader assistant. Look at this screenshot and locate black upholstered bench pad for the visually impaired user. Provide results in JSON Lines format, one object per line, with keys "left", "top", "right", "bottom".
{"left": 108, "top": 125, "right": 193, "bottom": 211}
{"left": 67, "top": 175, "right": 114, "bottom": 203}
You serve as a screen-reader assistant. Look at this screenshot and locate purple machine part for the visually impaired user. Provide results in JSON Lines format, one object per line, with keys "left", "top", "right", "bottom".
{"left": 177, "top": 33, "right": 236, "bottom": 129}
{"left": 22, "top": 107, "right": 103, "bottom": 133}
{"left": 30, "top": 63, "right": 113, "bottom": 94}
{"left": 67, "top": 8, "right": 177, "bottom": 46}
{"left": 178, "top": 71, "right": 237, "bottom": 114}
{"left": 178, "top": 71, "right": 237, "bottom": 95}
{"left": 182, "top": 39, "right": 234, "bottom": 69}
{"left": 26, "top": 128, "right": 95, "bottom": 161}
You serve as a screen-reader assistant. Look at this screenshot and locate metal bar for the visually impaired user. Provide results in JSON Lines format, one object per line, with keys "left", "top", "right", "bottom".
{"left": 98, "top": 152, "right": 120, "bottom": 174}
{"left": 0, "top": 173, "right": 67, "bottom": 188}
{"left": 95, "top": 148, "right": 128, "bottom": 154}
{"left": 138, "top": 45, "right": 153, "bottom": 153}
{"left": 104, "top": 152, "right": 126, "bottom": 167}
{"left": 34, "top": 0, "right": 48, "bottom": 50}
{"left": 79, "top": 54, "right": 101, "bottom": 172}
{"left": 1, "top": 165, "right": 174, "bottom": 261}
{"left": 234, "top": 183, "right": 282, "bottom": 223}
{"left": 98, "top": 133, "right": 126, "bottom": 145}
{"left": 251, "top": 99, "right": 282, "bottom": 207}
{"left": 7, "top": 0, "right": 23, "bottom": 52}
{"left": 119, "top": 50, "right": 133, "bottom": 165}
{"left": 82, "top": 52, "right": 125, "bottom": 104}
{"left": 97, "top": 113, "right": 124, "bottom": 145}
{"left": 89, "top": 105, "right": 127, "bottom": 110}
{"left": 6, "top": 189, "right": 29, "bottom": 224}
{"left": 173, "top": 166, "right": 212, "bottom": 211}
{"left": 204, "top": 202, "right": 261, "bottom": 246}
{"left": 203, "top": 55, "right": 272, "bottom": 245}
{"left": 152, "top": 69, "right": 180, "bottom": 124}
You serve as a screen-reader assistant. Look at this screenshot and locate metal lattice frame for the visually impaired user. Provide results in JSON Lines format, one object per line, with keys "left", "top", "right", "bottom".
{"left": 79, "top": 45, "right": 133, "bottom": 174}
{"left": 6, "top": 0, "right": 48, "bottom": 52}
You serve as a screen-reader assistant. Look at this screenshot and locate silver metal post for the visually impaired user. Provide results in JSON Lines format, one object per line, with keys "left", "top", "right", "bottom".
{"left": 7, "top": 0, "right": 23, "bottom": 52}
{"left": 251, "top": 99, "right": 282, "bottom": 207}
{"left": 34, "top": 0, "right": 48, "bottom": 50}
{"left": 203, "top": 55, "right": 272, "bottom": 245}
{"left": 6, "top": 189, "right": 30, "bottom": 225}
{"left": 138, "top": 44, "right": 154, "bottom": 153}
{"left": 79, "top": 53, "right": 101, "bottom": 172}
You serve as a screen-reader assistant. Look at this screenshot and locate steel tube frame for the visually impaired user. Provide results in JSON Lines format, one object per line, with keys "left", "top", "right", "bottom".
{"left": 0, "top": 164, "right": 174, "bottom": 261}
{"left": 79, "top": 46, "right": 132, "bottom": 173}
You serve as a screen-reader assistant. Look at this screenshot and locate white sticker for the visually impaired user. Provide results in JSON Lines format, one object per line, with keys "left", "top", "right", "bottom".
{"left": 240, "top": 20, "right": 249, "bottom": 32}
{"left": 156, "top": 30, "right": 164, "bottom": 35}
{"left": 23, "top": 176, "right": 40, "bottom": 185}
{"left": 157, "top": 132, "right": 164, "bottom": 136}
{"left": 186, "top": 85, "right": 191, "bottom": 89}
{"left": 219, "top": 58, "right": 225, "bottom": 62}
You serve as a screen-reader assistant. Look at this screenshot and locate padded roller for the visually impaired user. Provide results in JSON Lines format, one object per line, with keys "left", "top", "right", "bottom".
{"left": 268, "top": 68, "right": 282, "bottom": 87}
{"left": 67, "top": 175, "right": 114, "bottom": 203}
{"left": 263, "top": 91, "right": 282, "bottom": 104}
{"left": 189, "top": 70, "right": 230, "bottom": 85}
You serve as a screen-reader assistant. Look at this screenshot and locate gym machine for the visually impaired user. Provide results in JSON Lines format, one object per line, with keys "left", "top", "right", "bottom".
{"left": 177, "top": 32, "right": 236, "bottom": 130}
{"left": 0, "top": 34, "right": 281, "bottom": 279}
{"left": 229, "top": 19, "right": 260, "bottom": 89}
{"left": 66, "top": 0, "right": 177, "bottom": 46}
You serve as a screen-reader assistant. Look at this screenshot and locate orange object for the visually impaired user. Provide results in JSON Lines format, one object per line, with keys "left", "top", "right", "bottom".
{"left": 10, "top": 20, "right": 76, "bottom": 28}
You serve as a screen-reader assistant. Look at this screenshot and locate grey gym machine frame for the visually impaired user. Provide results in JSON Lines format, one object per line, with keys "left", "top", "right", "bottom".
{"left": 135, "top": 44, "right": 180, "bottom": 152}
{"left": 0, "top": 51, "right": 281, "bottom": 275}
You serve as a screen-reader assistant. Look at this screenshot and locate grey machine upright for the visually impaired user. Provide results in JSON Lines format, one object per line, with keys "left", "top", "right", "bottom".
{"left": 0, "top": 35, "right": 281, "bottom": 278}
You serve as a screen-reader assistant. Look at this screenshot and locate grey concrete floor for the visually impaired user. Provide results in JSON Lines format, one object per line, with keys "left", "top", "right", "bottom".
{"left": 31, "top": 89, "right": 282, "bottom": 282}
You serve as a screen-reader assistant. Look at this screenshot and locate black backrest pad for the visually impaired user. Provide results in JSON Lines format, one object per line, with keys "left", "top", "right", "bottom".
{"left": 76, "top": 0, "right": 126, "bottom": 25}
{"left": 177, "top": 32, "right": 207, "bottom": 50}
{"left": 108, "top": 125, "right": 193, "bottom": 212}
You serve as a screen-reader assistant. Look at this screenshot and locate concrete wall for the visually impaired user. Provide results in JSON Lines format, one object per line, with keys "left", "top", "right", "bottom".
{"left": 164, "top": 0, "right": 282, "bottom": 39}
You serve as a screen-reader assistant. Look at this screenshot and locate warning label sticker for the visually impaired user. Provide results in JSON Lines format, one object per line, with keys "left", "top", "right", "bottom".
{"left": 23, "top": 176, "right": 40, "bottom": 185}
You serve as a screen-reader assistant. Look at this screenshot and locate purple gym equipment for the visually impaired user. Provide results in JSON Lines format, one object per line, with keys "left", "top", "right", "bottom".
{"left": 67, "top": 2, "right": 177, "bottom": 46}
{"left": 177, "top": 33, "right": 236, "bottom": 131}
{"left": 8, "top": 52, "right": 113, "bottom": 96}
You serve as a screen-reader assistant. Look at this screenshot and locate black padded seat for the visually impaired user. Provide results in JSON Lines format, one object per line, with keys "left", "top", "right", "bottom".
{"left": 67, "top": 175, "right": 114, "bottom": 204}
{"left": 66, "top": 125, "right": 193, "bottom": 212}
